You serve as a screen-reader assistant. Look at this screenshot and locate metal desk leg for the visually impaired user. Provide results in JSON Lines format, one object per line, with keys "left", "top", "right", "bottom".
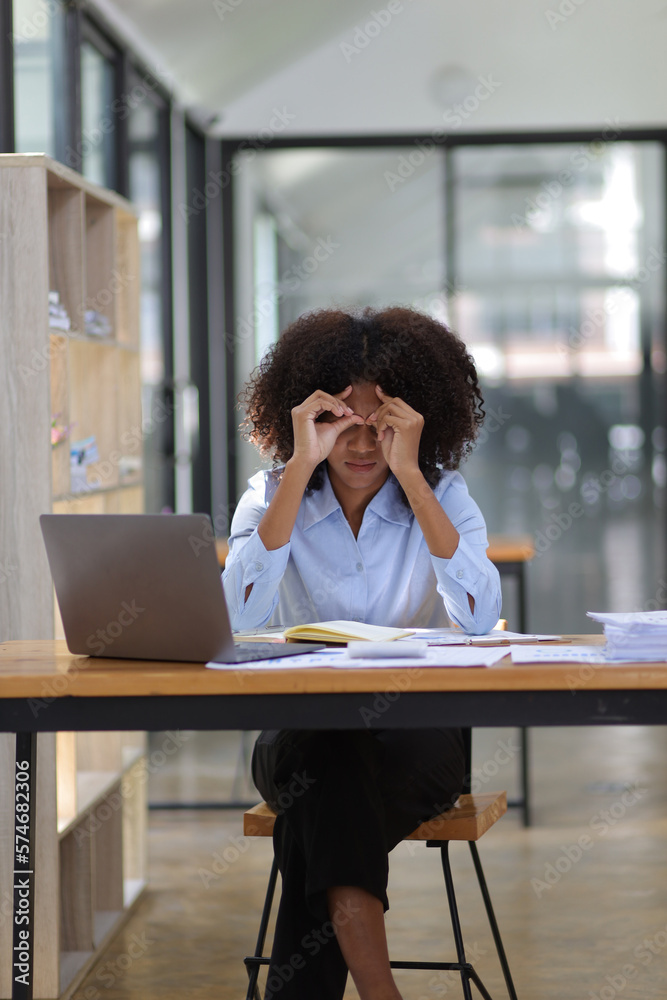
{"left": 517, "top": 562, "right": 531, "bottom": 826}
{"left": 497, "top": 560, "right": 532, "bottom": 827}
{"left": 12, "top": 732, "right": 37, "bottom": 1000}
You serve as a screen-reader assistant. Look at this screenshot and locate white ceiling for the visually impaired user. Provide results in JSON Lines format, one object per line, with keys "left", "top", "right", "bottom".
{"left": 92, "top": 0, "right": 667, "bottom": 137}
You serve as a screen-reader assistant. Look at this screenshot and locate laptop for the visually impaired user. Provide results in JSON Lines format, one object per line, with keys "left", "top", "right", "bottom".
{"left": 39, "top": 513, "right": 325, "bottom": 663}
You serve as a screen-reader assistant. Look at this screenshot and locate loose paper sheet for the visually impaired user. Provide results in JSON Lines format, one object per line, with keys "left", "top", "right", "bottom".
{"left": 508, "top": 644, "right": 645, "bottom": 664}
{"left": 207, "top": 646, "right": 508, "bottom": 670}
{"left": 403, "top": 628, "right": 561, "bottom": 645}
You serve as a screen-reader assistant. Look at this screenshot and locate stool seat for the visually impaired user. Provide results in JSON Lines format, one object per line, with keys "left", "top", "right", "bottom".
{"left": 407, "top": 791, "right": 507, "bottom": 841}
{"left": 244, "top": 790, "right": 507, "bottom": 843}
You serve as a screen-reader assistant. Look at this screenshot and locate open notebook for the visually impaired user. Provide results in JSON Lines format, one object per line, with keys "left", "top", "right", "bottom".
{"left": 283, "top": 621, "right": 414, "bottom": 643}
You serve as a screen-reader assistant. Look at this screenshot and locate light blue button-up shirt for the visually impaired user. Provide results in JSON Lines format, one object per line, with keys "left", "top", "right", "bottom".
{"left": 222, "top": 467, "right": 501, "bottom": 635}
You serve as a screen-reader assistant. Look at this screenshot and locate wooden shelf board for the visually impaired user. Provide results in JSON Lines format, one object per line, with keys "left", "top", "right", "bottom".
{"left": 94, "top": 910, "right": 123, "bottom": 948}
{"left": 57, "top": 749, "right": 146, "bottom": 837}
{"left": 124, "top": 877, "right": 148, "bottom": 909}
{"left": 0, "top": 153, "right": 137, "bottom": 214}
{"left": 58, "top": 885, "right": 147, "bottom": 999}
{"left": 121, "top": 745, "right": 146, "bottom": 770}
{"left": 52, "top": 480, "right": 145, "bottom": 503}
{"left": 60, "top": 950, "right": 94, "bottom": 996}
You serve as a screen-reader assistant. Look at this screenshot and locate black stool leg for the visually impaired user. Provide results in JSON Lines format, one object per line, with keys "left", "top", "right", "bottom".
{"left": 245, "top": 855, "right": 279, "bottom": 1000}
{"left": 519, "top": 727, "right": 531, "bottom": 827}
{"left": 440, "top": 842, "right": 475, "bottom": 1000}
{"left": 468, "top": 842, "right": 518, "bottom": 1000}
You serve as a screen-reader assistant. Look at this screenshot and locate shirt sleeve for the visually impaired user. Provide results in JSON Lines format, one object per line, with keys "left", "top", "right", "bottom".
{"left": 430, "top": 474, "right": 502, "bottom": 635}
{"left": 221, "top": 474, "right": 291, "bottom": 630}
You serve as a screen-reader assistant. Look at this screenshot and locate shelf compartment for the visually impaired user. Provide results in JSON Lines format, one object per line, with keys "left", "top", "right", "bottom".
{"left": 115, "top": 211, "right": 141, "bottom": 347}
{"left": 50, "top": 333, "right": 70, "bottom": 497}
{"left": 117, "top": 349, "right": 143, "bottom": 484}
{"left": 60, "top": 821, "right": 94, "bottom": 954}
{"left": 85, "top": 196, "right": 116, "bottom": 338}
{"left": 57, "top": 741, "right": 146, "bottom": 838}
{"left": 68, "top": 339, "right": 119, "bottom": 490}
{"left": 91, "top": 781, "right": 125, "bottom": 941}
{"left": 106, "top": 485, "right": 145, "bottom": 513}
{"left": 122, "top": 755, "right": 148, "bottom": 901}
{"left": 47, "top": 185, "right": 85, "bottom": 335}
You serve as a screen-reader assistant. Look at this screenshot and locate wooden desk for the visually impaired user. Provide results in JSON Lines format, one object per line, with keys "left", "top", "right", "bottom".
{"left": 3, "top": 636, "right": 667, "bottom": 1000}
{"left": 3, "top": 635, "right": 667, "bottom": 722}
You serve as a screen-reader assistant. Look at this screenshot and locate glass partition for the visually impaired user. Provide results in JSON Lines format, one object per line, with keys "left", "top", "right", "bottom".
{"left": 127, "top": 86, "right": 173, "bottom": 513}
{"left": 234, "top": 139, "right": 666, "bottom": 633}
{"left": 12, "top": 0, "right": 59, "bottom": 156}
{"left": 80, "top": 38, "right": 117, "bottom": 189}
{"left": 455, "top": 142, "right": 665, "bottom": 631}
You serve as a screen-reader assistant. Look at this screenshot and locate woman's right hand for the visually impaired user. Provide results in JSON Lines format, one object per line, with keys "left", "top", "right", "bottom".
{"left": 289, "top": 386, "right": 363, "bottom": 471}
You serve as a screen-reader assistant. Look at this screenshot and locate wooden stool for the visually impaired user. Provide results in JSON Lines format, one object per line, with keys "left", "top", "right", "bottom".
{"left": 243, "top": 791, "right": 518, "bottom": 1000}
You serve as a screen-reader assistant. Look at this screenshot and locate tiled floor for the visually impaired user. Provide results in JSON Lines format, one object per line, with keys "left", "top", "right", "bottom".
{"left": 69, "top": 726, "right": 667, "bottom": 999}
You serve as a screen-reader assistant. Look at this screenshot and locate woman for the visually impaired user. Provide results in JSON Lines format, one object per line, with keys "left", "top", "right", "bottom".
{"left": 223, "top": 306, "right": 501, "bottom": 1000}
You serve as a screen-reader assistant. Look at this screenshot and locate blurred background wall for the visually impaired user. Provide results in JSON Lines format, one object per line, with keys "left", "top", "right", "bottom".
{"left": 5, "top": 0, "right": 667, "bottom": 632}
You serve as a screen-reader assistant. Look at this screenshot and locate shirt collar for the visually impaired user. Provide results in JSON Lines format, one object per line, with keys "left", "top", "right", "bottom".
{"left": 302, "top": 467, "right": 412, "bottom": 530}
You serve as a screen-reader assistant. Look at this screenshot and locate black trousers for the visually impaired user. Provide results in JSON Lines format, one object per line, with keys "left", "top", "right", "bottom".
{"left": 251, "top": 727, "right": 466, "bottom": 1000}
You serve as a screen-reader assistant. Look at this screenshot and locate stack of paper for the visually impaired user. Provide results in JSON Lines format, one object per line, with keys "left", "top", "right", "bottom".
{"left": 587, "top": 610, "right": 667, "bottom": 661}
{"left": 49, "top": 291, "right": 71, "bottom": 330}
{"left": 85, "top": 309, "right": 112, "bottom": 337}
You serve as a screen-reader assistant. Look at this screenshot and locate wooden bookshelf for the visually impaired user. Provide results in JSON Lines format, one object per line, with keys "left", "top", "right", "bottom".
{"left": 0, "top": 154, "right": 147, "bottom": 999}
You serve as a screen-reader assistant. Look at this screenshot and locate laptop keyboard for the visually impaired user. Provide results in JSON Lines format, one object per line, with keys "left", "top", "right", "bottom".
{"left": 233, "top": 641, "right": 326, "bottom": 662}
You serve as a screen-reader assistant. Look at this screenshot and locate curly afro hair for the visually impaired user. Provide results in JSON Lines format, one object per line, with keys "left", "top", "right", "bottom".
{"left": 240, "top": 306, "right": 485, "bottom": 498}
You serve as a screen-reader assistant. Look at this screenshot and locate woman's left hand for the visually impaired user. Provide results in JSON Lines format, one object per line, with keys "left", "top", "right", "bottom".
{"left": 367, "top": 386, "right": 424, "bottom": 479}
